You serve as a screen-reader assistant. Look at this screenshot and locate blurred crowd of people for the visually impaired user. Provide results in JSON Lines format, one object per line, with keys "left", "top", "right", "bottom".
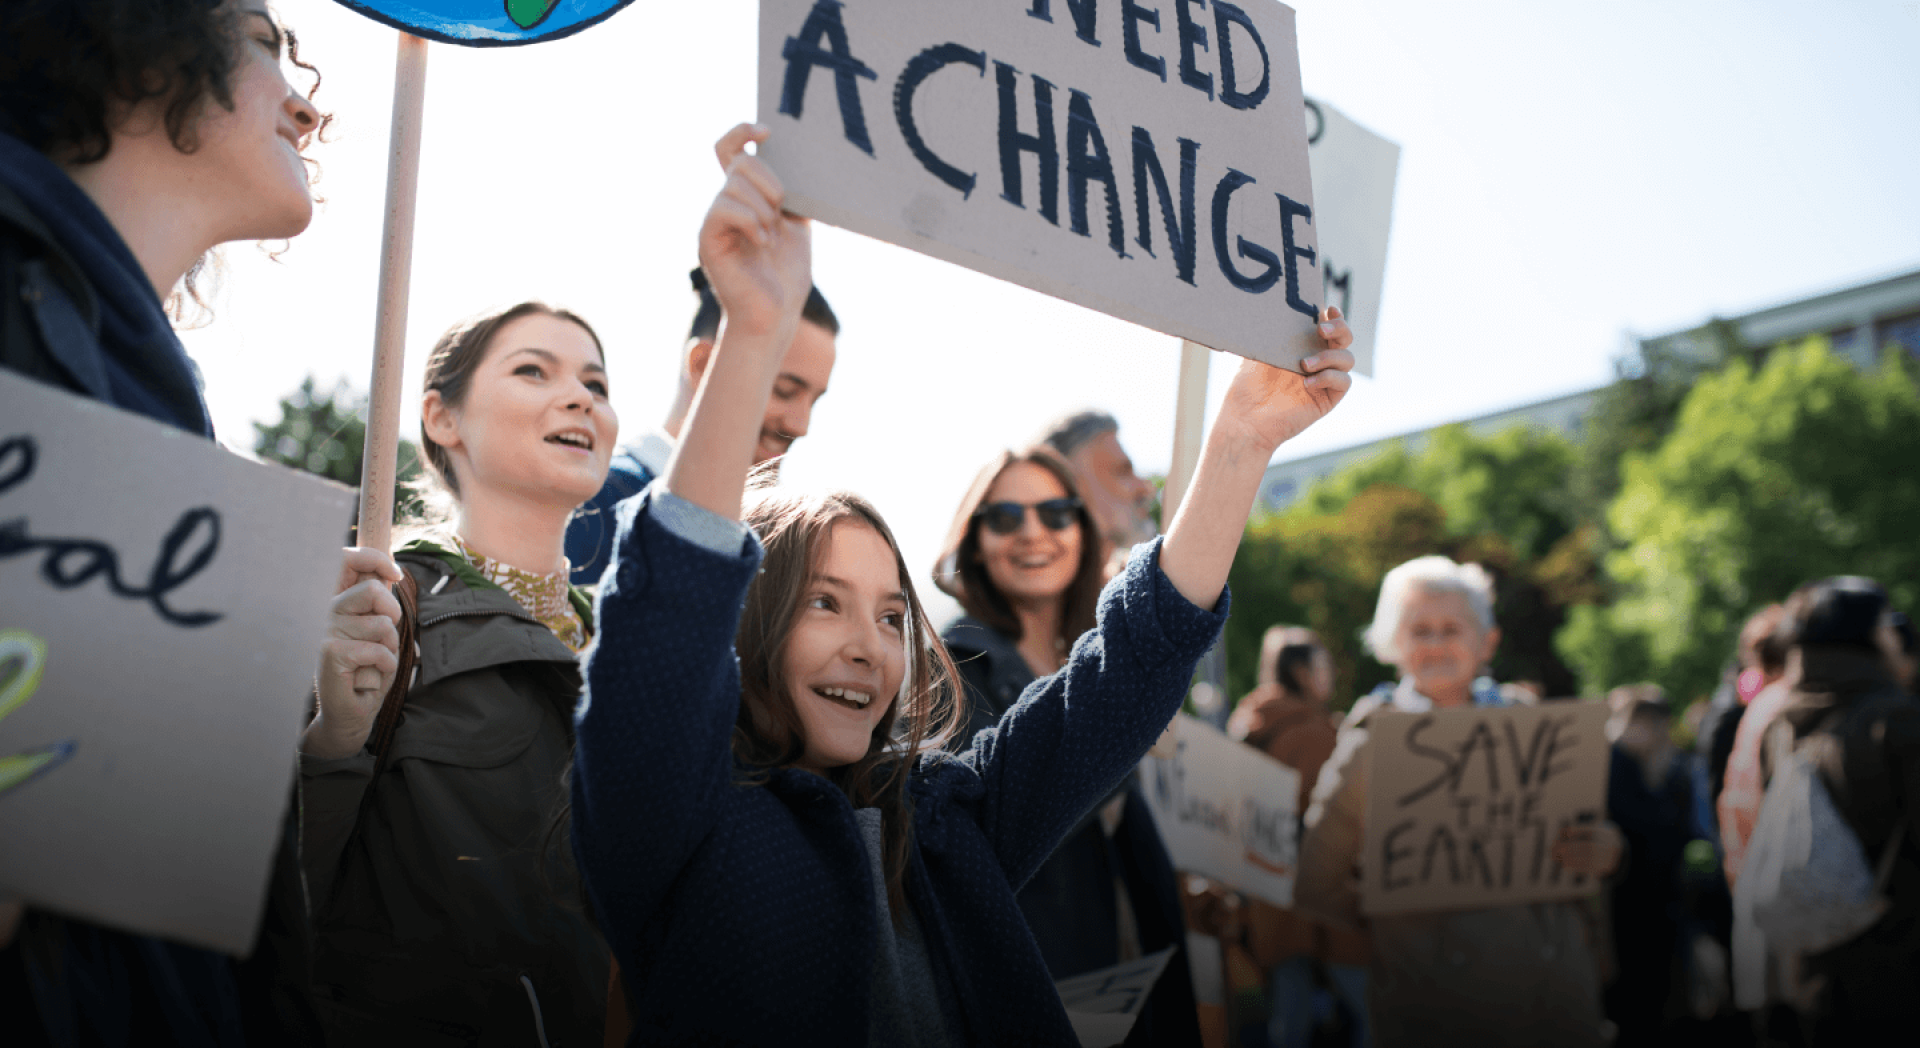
{"left": 1199, "top": 577, "right": 1917, "bottom": 1048}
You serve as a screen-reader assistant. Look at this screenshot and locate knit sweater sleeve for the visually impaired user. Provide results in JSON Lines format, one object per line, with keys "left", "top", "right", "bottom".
{"left": 958, "top": 538, "right": 1227, "bottom": 889}
{"left": 571, "top": 488, "right": 762, "bottom": 937}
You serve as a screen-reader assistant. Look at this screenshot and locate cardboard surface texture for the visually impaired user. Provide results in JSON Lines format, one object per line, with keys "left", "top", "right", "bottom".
{"left": 1361, "top": 703, "right": 1610, "bottom": 916}
{"left": 0, "top": 371, "right": 354, "bottom": 955}
{"left": 760, "top": 0, "right": 1322, "bottom": 370}
{"left": 1139, "top": 713, "right": 1299, "bottom": 907}
{"left": 1305, "top": 97, "right": 1398, "bottom": 377}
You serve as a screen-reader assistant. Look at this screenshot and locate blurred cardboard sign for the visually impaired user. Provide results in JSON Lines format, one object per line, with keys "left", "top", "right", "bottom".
{"left": 1361, "top": 703, "right": 1610, "bottom": 917}
{"left": 1058, "top": 945, "right": 1176, "bottom": 1048}
{"left": 1139, "top": 714, "right": 1300, "bottom": 907}
{"left": 0, "top": 371, "right": 352, "bottom": 955}
{"left": 1305, "top": 97, "right": 1398, "bottom": 377}
{"left": 759, "top": 0, "right": 1323, "bottom": 371}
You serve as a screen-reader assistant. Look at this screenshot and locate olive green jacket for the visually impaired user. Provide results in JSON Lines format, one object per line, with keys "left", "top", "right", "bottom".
{"left": 296, "top": 546, "right": 607, "bottom": 1047}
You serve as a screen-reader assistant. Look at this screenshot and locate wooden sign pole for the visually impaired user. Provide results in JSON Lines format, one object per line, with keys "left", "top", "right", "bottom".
{"left": 356, "top": 33, "right": 430, "bottom": 553}
{"left": 351, "top": 33, "right": 428, "bottom": 693}
{"left": 1162, "top": 340, "right": 1211, "bottom": 524}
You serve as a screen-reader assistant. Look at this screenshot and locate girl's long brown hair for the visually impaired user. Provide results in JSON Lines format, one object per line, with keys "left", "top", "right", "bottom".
{"left": 734, "top": 476, "right": 966, "bottom": 921}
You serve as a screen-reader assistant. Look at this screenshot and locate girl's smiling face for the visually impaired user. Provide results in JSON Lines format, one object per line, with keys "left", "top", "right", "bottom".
{"left": 782, "top": 520, "right": 908, "bottom": 773}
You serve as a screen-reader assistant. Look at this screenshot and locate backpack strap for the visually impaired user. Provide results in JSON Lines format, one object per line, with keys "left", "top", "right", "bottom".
{"left": 365, "top": 570, "right": 422, "bottom": 781}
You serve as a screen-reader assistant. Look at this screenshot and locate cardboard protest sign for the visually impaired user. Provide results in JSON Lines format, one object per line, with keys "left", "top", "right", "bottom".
{"left": 329, "top": 0, "right": 637, "bottom": 44}
{"left": 759, "top": 0, "right": 1324, "bottom": 370}
{"left": 1138, "top": 713, "right": 1300, "bottom": 907}
{"left": 0, "top": 372, "right": 354, "bottom": 955}
{"left": 1361, "top": 703, "right": 1611, "bottom": 917}
{"left": 1304, "top": 97, "right": 1398, "bottom": 377}
{"left": 1056, "top": 946, "right": 1176, "bottom": 1048}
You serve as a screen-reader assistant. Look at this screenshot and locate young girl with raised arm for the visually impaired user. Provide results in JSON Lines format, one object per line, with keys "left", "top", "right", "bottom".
{"left": 570, "top": 122, "right": 1355, "bottom": 1046}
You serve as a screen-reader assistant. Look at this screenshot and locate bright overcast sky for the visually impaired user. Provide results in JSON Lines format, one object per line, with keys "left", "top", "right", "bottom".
{"left": 183, "top": 0, "right": 1920, "bottom": 607}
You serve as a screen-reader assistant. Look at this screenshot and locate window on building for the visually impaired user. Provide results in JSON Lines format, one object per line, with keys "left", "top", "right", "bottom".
{"left": 1828, "top": 326, "right": 1861, "bottom": 357}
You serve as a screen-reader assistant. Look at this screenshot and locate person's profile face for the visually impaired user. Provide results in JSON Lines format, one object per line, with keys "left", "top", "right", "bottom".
{"left": 755, "top": 322, "right": 836, "bottom": 466}
{"left": 1306, "top": 647, "right": 1336, "bottom": 704}
{"left": 1067, "top": 430, "right": 1155, "bottom": 550}
{"left": 189, "top": 2, "right": 321, "bottom": 242}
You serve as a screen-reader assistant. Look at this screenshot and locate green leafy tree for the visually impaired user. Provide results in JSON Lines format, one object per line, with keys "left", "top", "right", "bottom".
{"left": 1296, "top": 424, "right": 1583, "bottom": 563}
{"left": 1570, "top": 318, "right": 1748, "bottom": 522}
{"left": 1558, "top": 339, "right": 1920, "bottom": 702}
{"left": 253, "top": 377, "right": 424, "bottom": 523}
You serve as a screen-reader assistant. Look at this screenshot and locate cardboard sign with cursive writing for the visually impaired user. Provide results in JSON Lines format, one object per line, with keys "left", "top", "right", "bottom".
{"left": 1139, "top": 713, "right": 1299, "bottom": 907}
{"left": 1361, "top": 703, "right": 1610, "bottom": 916}
{"left": 0, "top": 371, "right": 353, "bottom": 955}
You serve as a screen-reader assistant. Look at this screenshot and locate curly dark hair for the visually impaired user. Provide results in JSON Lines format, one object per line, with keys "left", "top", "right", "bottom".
{"left": 7, "top": 1, "right": 221, "bottom": 160}
{"left": 0, "top": 2, "right": 334, "bottom": 320}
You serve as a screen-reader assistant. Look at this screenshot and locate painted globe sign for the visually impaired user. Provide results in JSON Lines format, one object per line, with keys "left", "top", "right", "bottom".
{"left": 331, "top": 0, "right": 636, "bottom": 45}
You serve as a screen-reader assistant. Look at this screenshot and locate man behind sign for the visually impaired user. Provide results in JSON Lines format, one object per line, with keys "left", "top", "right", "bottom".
{"left": 564, "top": 268, "right": 838, "bottom": 586}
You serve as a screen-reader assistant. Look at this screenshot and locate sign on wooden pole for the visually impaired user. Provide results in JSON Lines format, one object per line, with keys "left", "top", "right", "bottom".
{"left": 355, "top": 33, "right": 430, "bottom": 556}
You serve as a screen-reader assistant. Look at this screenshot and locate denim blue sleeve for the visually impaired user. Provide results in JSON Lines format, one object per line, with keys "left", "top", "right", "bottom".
{"left": 565, "top": 452, "right": 653, "bottom": 586}
{"left": 649, "top": 486, "right": 752, "bottom": 555}
{"left": 958, "top": 538, "right": 1229, "bottom": 889}
{"left": 572, "top": 489, "right": 762, "bottom": 939}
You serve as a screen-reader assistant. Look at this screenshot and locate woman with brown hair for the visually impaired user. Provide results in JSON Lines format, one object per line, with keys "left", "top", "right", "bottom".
{"left": 934, "top": 447, "right": 1202, "bottom": 1045}
{"left": 299, "top": 301, "right": 617, "bottom": 1046}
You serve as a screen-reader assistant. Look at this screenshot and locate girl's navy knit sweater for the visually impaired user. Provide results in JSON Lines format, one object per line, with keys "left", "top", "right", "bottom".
{"left": 572, "top": 490, "right": 1227, "bottom": 1046}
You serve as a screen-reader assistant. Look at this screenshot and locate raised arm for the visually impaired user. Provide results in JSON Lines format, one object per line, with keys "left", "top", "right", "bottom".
{"left": 663, "top": 123, "right": 813, "bottom": 522}
{"left": 1159, "top": 311, "right": 1354, "bottom": 609}
{"left": 571, "top": 122, "right": 810, "bottom": 939}
{"left": 961, "top": 319, "right": 1355, "bottom": 883}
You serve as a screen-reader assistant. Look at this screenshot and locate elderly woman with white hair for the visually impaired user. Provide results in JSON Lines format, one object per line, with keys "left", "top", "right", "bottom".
{"left": 1293, "top": 556, "right": 1623, "bottom": 1047}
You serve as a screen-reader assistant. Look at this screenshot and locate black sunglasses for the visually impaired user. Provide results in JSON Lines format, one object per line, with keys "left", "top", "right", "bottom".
{"left": 974, "top": 498, "right": 1082, "bottom": 535}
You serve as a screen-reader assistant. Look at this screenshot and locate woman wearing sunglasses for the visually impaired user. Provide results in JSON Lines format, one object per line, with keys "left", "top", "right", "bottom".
{"left": 932, "top": 447, "right": 1204, "bottom": 1045}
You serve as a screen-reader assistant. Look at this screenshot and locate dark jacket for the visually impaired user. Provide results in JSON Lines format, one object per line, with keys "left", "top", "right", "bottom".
{"left": 0, "top": 130, "right": 239, "bottom": 1048}
{"left": 572, "top": 493, "right": 1227, "bottom": 1046}
{"left": 943, "top": 616, "right": 1202, "bottom": 1048}
{"left": 1762, "top": 646, "right": 1920, "bottom": 1041}
{"left": 0, "top": 131, "right": 212, "bottom": 436}
{"left": 563, "top": 448, "right": 655, "bottom": 586}
{"left": 295, "top": 546, "right": 609, "bottom": 1047}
